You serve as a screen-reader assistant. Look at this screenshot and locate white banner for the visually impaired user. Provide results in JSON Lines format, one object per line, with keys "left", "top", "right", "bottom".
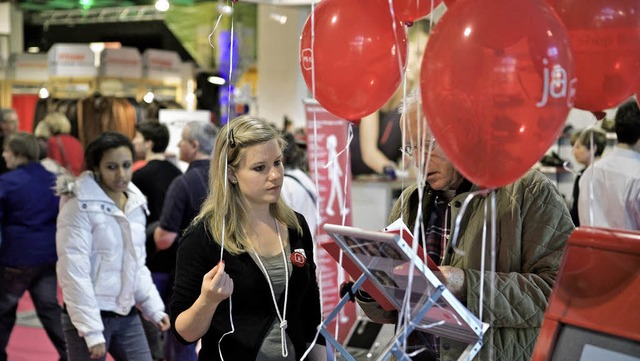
{"left": 48, "top": 43, "right": 97, "bottom": 77}
{"left": 143, "top": 49, "right": 181, "bottom": 82}
{"left": 100, "top": 47, "right": 142, "bottom": 79}
{"left": 9, "top": 53, "right": 48, "bottom": 81}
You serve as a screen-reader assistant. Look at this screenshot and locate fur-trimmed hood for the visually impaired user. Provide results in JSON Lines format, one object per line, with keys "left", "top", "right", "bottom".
{"left": 56, "top": 171, "right": 148, "bottom": 214}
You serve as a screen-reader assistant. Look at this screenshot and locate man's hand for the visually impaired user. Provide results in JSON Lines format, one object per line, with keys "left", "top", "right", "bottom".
{"left": 434, "top": 266, "right": 466, "bottom": 300}
{"left": 154, "top": 226, "right": 178, "bottom": 250}
{"left": 89, "top": 342, "right": 106, "bottom": 359}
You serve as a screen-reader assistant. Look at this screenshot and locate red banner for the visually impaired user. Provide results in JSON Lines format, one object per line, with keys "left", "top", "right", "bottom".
{"left": 304, "top": 99, "right": 356, "bottom": 343}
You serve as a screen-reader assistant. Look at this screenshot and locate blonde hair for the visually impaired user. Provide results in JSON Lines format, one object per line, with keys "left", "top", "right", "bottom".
{"left": 194, "top": 115, "right": 302, "bottom": 255}
{"left": 34, "top": 121, "right": 52, "bottom": 139}
{"left": 42, "top": 112, "right": 71, "bottom": 135}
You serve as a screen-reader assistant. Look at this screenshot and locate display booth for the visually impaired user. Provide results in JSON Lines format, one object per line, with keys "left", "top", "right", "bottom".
{"left": 532, "top": 227, "right": 640, "bottom": 361}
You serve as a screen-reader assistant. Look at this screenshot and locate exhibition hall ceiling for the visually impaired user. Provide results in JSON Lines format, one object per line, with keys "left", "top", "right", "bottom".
{"left": 16, "top": 0, "right": 312, "bottom": 11}
{"left": 16, "top": 0, "right": 202, "bottom": 12}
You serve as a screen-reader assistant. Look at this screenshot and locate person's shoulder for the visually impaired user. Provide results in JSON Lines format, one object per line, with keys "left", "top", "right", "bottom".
{"left": 182, "top": 220, "right": 219, "bottom": 248}
{"left": 503, "top": 169, "right": 562, "bottom": 201}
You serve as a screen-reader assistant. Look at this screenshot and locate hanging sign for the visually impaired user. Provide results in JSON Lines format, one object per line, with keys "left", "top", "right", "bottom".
{"left": 143, "top": 49, "right": 181, "bottom": 82}
{"left": 100, "top": 47, "right": 142, "bottom": 79}
{"left": 9, "top": 53, "right": 49, "bottom": 81}
{"left": 48, "top": 43, "right": 97, "bottom": 77}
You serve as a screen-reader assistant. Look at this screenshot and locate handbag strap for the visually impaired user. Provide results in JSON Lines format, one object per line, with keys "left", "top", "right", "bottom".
{"left": 55, "top": 136, "right": 72, "bottom": 171}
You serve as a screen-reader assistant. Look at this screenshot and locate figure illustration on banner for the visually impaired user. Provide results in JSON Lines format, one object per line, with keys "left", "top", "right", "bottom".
{"left": 325, "top": 134, "right": 349, "bottom": 217}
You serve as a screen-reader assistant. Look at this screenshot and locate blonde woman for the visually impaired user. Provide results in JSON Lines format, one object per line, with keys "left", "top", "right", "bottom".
{"left": 170, "top": 115, "right": 324, "bottom": 360}
{"left": 42, "top": 112, "right": 84, "bottom": 176}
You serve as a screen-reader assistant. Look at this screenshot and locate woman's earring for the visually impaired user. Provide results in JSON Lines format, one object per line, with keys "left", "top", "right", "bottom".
{"left": 231, "top": 179, "right": 237, "bottom": 184}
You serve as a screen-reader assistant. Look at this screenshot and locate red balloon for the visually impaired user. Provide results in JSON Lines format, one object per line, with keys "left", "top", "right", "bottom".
{"left": 300, "top": 0, "right": 407, "bottom": 121}
{"left": 393, "top": 0, "right": 443, "bottom": 23}
{"left": 548, "top": 0, "right": 640, "bottom": 112}
{"left": 421, "top": 0, "right": 575, "bottom": 188}
{"left": 443, "top": 0, "right": 457, "bottom": 9}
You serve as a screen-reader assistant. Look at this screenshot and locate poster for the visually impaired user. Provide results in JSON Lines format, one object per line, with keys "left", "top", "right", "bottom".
{"left": 303, "top": 99, "right": 356, "bottom": 343}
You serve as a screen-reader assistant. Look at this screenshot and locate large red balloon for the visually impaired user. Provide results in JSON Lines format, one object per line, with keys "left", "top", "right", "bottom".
{"left": 548, "top": 0, "right": 640, "bottom": 112}
{"left": 300, "top": 0, "right": 407, "bottom": 121}
{"left": 393, "top": 0, "right": 443, "bottom": 23}
{"left": 421, "top": 0, "right": 575, "bottom": 188}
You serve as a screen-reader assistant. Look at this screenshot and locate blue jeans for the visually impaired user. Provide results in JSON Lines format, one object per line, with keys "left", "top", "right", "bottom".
{"left": 0, "top": 264, "right": 67, "bottom": 361}
{"left": 62, "top": 310, "right": 152, "bottom": 361}
{"left": 152, "top": 272, "right": 197, "bottom": 361}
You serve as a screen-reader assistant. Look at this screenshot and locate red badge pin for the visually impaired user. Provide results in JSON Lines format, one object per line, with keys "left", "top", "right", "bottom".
{"left": 290, "top": 248, "right": 307, "bottom": 267}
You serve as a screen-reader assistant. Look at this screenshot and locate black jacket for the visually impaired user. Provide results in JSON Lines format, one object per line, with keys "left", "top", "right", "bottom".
{"left": 170, "top": 213, "right": 323, "bottom": 360}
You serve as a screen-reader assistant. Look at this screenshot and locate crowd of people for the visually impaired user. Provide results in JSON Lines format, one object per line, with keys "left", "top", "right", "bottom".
{"left": 0, "top": 94, "right": 638, "bottom": 361}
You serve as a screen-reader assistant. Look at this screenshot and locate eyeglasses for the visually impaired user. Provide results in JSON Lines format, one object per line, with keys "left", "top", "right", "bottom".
{"left": 399, "top": 139, "right": 437, "bottom": 158}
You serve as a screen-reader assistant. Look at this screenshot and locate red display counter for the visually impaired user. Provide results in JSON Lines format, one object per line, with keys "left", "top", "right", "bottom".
{"left": 532, "top": 227, "right": 640, "bottom": 360}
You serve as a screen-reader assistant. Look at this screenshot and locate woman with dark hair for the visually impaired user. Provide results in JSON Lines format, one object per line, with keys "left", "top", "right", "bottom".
{"left": 170, "top": 115, "right": 325, "bottom": 360}
{"left": 56, "top": 131, "right": 170, "bottom": 361}
{"left": 0, "top": 132, "right": 67, "bottom": 361}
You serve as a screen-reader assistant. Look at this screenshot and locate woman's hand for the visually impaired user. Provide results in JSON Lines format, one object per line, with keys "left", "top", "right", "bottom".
{"left": 201, "top": 261, "right": 233, "bottom": 305}
{"left": 156, "top": 313, "right": 171, "bottom": 332}
{"left": 89, "top": 343, "right": 106, "bottom": 359}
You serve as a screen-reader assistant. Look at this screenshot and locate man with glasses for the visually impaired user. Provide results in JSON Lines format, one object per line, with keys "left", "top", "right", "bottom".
{"left": 356, "top": 89, "right": 574, "bottom": 361}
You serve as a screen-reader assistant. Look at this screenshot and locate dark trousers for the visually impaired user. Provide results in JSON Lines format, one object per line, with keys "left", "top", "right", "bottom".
{"left": 0, "top": 264, "right": 67, "bottom": 361}
{"left": 62, "top": 311, "right": 152, "bottom": 361}
{"left": 151, "top": 272, "right": 197, "bottom": 361}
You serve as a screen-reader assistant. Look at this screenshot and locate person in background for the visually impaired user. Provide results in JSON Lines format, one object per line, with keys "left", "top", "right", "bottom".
{"left": 170, "top": 115, "right": 325, "bottom": 361}
{"left": 34, "top": 121, "right": 69, "bottom": 176}
{"left": 281, "top": 132, "right": 318, "bottom": 236}
{"left": 569, "top": 128, "right": 607, "bottom": 226}
{"left": 0, "top": 132, "right": 67, "bottom": 361}
{"left": 154, "top": 120, "right": 218, "bottom": 361}
{"left": 132, "top": 127, "right": 149, "bottom": 172}
{"left": 355, "top": 89, "right": 573, "bottom": 361}
{"left": 0, "top": 109, "right": 19, "bottom": 175}
{"left": 578, "top": 100, "right": 640, "bottom": 230}
{"left": 42, "top": 112, "right": 84, "bottom": 176}
{"left": 131, "top": 121, "right": 183, "bottom": 361}
{"left": 56, "top": 132, "right": 170, "bottom": 361}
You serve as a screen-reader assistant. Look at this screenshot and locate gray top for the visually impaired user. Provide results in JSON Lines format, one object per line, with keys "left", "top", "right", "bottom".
{"left": 252, "top": 246, "right": 296, "bottom": 361}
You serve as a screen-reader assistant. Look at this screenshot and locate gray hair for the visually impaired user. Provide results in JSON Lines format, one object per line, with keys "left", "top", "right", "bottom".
{"left": 0, "top": 108, "right": 17, "bottom": 124}
{"left": 397, "top": 88, "right": 421, "bottom": 114}
{"left": 185, "top": 120, "right": 219, "bottom": 155}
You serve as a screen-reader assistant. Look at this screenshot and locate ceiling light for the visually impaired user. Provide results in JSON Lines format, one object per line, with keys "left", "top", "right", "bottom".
{"left": 143, "top": 91, "right": 155, "bottom": 103}
{"left": 155, "top": 0, "right": 170, "bottom": 12}
{"left": 269, "top": 13, "right": 287, "bottom": 25}
{"left": 217, "top": 3, "right": 233, "bottom": 16}
{"left": 207, "top": 76, "right": 226, "bottom": 85}
{"left": 38, "top": 87, "right": 50, "bottom": 99}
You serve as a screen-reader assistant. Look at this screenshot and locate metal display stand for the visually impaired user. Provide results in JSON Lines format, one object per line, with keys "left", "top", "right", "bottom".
{"left": 321, "top": 224, "right": 489, "bottom": 361}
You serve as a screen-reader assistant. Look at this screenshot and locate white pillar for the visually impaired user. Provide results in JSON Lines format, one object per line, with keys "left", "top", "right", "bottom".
{"left": 256, "top": 4, "right": 310, "bottom": 129}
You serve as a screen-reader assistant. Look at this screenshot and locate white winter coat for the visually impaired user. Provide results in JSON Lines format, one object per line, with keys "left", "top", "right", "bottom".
{"left": 56, "top": 172, "right": 166, "bottom": 348}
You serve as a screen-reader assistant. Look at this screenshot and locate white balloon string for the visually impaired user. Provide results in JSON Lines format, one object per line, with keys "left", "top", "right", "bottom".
{"left": 207, "top": 13, "right": 225, "bottom": 51}
{"left": 216, "top": 3, "right": 237, "bottom": 359}
{"left": 449, "top": 188, "right": 493, "bottom": 255}
{"left": 489, "top": 190, "right": 497, "bottom": 361}
{"left": 341, "top": 124, "right": 354, "bottom": 225}
{"left": 479, "top": 192, "right": 488, "bottom": 323}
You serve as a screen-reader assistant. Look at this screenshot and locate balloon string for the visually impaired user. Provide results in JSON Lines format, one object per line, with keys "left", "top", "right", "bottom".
{"left": 207, "top": 12, "right": 225, "bottom": 51}
{"left": 321, "top": 130, "right": 354, "bottom": 170}
{"left": 341, "top": 124, "right": 354, "bottom": 225}
{"left": 449, "top": 189, "right": 493, "bottom": 255}
{"left": 214, "top": 2, "right": 236, "bottom": 359}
